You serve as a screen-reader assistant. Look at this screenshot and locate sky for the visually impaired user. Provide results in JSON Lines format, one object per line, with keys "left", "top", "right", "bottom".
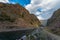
{"left": 9, "top": 0, "right": 30, "bottom": 6}
{"left": 0, "top": 0, "right": 60, "bottom": 20}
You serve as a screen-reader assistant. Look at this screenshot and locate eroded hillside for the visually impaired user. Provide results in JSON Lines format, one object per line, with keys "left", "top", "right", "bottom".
{"left": 0, "top": 3, "right": 41, "bottom": 29}
{"left": 46, "top": 9, "right": 60, "bottom": 35}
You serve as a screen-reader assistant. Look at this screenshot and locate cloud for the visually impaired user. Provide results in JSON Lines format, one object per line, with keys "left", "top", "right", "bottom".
{"left": 0, "top": 0, "right": 9, "bottom": 3}
{"left": 0, "top": 0, "right": 16, "bottom": 4}
{"left": 25, "top": 0, "right": 60, "bottom": 20}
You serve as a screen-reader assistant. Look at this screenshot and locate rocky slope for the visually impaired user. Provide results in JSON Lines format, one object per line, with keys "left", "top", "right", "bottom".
{"left": 46, "top": 9, "right": 60, "bottom": 35}
{"left": 0, "top": 3, "right": 41, "bottom": 30}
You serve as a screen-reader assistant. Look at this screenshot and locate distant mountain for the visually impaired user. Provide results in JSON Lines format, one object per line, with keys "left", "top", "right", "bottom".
{"left": 0, "top": 2, "right": 41, "bottom": 29}
{"left": 46, "top": 9, "right": 60, "bottom": 35}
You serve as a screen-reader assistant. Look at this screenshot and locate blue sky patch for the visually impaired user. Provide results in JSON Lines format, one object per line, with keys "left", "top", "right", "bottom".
{"left": 9, "top": 0, "right": 30, "bottom": 7}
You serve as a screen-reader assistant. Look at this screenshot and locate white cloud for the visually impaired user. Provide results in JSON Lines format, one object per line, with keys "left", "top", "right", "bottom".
{"left": 0, "top": 0, "right": 9, "bottom": 3}
{"left": 0, "top": 0, "right": 16, "bottom": 4}
{"left": 25, "top": 0, "right": 60, "bottom": 20}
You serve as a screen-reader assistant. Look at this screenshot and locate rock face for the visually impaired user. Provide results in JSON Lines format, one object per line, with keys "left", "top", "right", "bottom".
{"left": 47, "top": 9, "right": 60, "bottom": 35}
{"left": 0, "top": 3, "right": 41, "bottom": 30}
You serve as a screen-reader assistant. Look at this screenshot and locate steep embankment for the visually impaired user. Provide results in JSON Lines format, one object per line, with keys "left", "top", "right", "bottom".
{"left": 0, "top": 2, "right": 41, "bottom": 30}
{"left": 46, "top": 9, "right": 60, "bottom": 35}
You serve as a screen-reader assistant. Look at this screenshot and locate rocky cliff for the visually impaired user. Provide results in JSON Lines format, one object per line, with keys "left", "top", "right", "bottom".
{"left": 0, "top": 3, "right": 41, "bottom": 30}
{"left": 46, "top": 9, "right": 60, "bottom": 35}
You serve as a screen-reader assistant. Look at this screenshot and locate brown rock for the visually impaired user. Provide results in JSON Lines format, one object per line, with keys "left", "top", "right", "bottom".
{"left": 47, "top": 9, "right": 60, "bottom": 35}
{"left": 0, "top": 3, "right": 41, "bottom": 30}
